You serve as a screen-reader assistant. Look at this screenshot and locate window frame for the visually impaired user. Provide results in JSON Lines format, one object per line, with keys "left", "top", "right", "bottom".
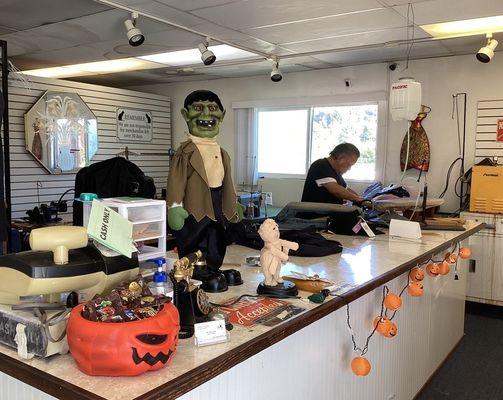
{"left": 255, "top": 99, "right": 387, "bottom": 183}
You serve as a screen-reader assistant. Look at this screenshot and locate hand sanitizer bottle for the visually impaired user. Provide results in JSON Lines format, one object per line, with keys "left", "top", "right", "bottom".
{"left": 147, "top": 258, "right": 173, "bottom": 297}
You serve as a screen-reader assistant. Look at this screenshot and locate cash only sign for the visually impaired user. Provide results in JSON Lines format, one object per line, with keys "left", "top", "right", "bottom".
{"left": 87, "top": 200, "right": 136, "bottom": 257}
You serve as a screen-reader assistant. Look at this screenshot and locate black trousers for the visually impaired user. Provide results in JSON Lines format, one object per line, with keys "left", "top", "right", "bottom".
{"left": 175, "top": 187, "right": 229, "bottom": 271}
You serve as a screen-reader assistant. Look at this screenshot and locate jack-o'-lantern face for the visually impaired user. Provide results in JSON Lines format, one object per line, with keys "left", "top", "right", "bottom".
{"left": 68, "top": 303, "right": 180, "bottom": 376}
{"left": 426, "top": 262, "right": 440, "bottom": 277}
{"left": 438, "top": 261, "right": 451, "bottom": 275}
{"left": 384, "top": 293, "right": 402, "bottom": 311}
{"left": 409, "top": 267, "right": 425, "bottom": 282}
{"left": 408, "top": 281, "right": 424, "bottom": 297}
{"left": 444, "top": 252, "right": 458, "bottom": 264}
{"left": 373, "top": 316, "right": 398, "bottom": 338}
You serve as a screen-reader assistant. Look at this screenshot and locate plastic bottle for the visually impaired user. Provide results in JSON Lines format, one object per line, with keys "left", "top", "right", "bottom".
{"left": 147, "top": 258, "right": 173, "bottom": 296}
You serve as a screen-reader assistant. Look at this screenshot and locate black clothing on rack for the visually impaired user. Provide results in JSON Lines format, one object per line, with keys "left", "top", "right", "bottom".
{"left": 73, "top": 157, "right": 156, "bottom": 225}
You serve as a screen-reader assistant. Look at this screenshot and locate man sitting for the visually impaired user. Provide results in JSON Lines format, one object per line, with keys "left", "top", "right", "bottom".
{"left": 301, "top": 143, "right": 363, "bottom": 204}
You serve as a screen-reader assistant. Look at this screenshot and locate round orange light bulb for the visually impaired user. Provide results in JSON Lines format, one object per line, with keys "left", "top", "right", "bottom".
{"left": 384, "top": 293, "right": 402, "bottom": 311}
{"left": 351, "top": 356, "right": 371, "bottom": 376}
{"left": 438, "top": 261, "right": 451, "bottom": 275}
{"left": 409, "top": 267, "right": 425, "bottom": 282}
{"left": 459, "top": 247, "right": 471, "bottom": 259}
{"left": 408, "top": 281, "right": 424, "bottom": 297}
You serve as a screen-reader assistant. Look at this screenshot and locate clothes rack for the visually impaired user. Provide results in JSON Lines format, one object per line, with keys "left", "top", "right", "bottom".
{"left": 116, "top": 146, "right": 174, "bottom": 160}
{"left": 0, "top": 40, "right": 10, "bottom": 251}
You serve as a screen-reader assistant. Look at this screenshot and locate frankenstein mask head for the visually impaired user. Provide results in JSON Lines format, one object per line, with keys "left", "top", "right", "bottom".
{"left": 181, "top": 90, "right": 225, "bottom": 138}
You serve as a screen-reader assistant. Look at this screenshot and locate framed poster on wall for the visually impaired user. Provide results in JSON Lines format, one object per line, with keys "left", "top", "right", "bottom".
{"left": 117, "top": 108, "right": 153, "bottom": 142}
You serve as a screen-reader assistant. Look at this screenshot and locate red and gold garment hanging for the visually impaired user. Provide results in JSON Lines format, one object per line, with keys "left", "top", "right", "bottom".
{"left": 400, "top": 105, "right": 431, "bottom": 172}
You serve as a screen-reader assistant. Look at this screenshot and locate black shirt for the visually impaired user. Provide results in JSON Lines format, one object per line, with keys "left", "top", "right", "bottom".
{"left": 301, "top": 158, "right": 347, "bottom": 204}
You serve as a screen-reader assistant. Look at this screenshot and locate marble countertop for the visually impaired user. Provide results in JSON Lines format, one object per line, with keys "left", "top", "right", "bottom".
{"left": 0, "top": 222, "right": 483, "bottom": 400}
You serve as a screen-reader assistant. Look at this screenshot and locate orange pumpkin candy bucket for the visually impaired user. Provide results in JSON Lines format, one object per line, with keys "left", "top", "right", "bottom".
{"left": 67, "top": 302, "right": 180, "bottom": 376}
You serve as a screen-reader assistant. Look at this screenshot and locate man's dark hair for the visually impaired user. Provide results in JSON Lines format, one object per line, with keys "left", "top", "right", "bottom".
{"left": 183, "top": 90, "right": 224, "bottom": 111}
{"left": 329, "top": 143, "right": 360, "bottom": 158}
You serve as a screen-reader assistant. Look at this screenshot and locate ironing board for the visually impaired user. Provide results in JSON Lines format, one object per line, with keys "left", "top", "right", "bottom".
{"left": 371, "top": 197, "right": 444, "bottom": 211}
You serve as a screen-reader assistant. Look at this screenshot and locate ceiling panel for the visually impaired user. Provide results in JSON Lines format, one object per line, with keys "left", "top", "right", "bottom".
{"left": 243, "top": 8, "right": 408, "bottom": 44}
{"left": 393, "top": 0, "right": 503, "bottom": 25}
{"left": 439, "top": 33, "right": 503, "bottom": 55}
{"left": 0, "top": 0, "right": 110, "bottom": 31}
{"left": 279, "top": 27, "right": 428, "bottom": 53}
{"left": 186, "top": 22, "right": 293, "bottom": 55}
{"left": 312, "top": 41, "right": 450, "bottom": 65}
{"left": 106, "top": 0, "right": 207, "bottom": 27}
{"left": 0, "top": 9, "right": 171, "bottom": 56}
{"left": 152, "top": 0, "right": 243, "bottom": 12}
{"left": 379, "top": 0, "right": 426, "bottom": 5}
{"left": 190, "top": 0, "right": 384, "bottom": 30}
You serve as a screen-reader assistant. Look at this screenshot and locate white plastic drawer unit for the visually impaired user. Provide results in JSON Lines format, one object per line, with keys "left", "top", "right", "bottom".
{"left": 133, "top": 221, "right": 163, "bottom": 241}
{"left": 101, "top": 198, "right": 167, "bottom": 261}
{"left": 126, "top": 204, "right": 164, "bottom": 223}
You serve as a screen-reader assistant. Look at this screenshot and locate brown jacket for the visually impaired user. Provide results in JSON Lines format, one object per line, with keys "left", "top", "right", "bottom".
{"left": 166, "top": 140, "right": 238, "bottom": 222}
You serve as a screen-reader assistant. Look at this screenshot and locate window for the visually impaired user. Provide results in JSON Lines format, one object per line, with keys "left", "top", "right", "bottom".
{"left": 257, "top": 103, "right": 380, "bottom": 181}
{"left": 257, "top": 109, "right": 309, "bottom": 175}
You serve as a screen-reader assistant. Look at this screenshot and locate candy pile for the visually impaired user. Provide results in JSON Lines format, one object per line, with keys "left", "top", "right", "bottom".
{"left": 82, "top": 275, "right": 171, "bottom": 323}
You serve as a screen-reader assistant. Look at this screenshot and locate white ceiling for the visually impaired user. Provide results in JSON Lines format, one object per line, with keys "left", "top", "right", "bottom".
{"left": 1, "top": 0, "right": 503, "bottom": 87}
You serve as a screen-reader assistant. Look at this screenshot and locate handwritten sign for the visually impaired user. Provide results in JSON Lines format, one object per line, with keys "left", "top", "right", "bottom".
{"left": 497, "top": 119, "right": 503, "bottom": 142}
{"left": 87, "top": 200, "right": 136, "bottom": 258}
{"left": 117, "top": 108, "right": 153, "bottom": 142}
{"left": 219, "top": 296, "right": 304, "bottom": 327}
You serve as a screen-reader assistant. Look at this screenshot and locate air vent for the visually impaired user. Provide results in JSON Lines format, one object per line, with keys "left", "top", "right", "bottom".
{"left": 473, "top": 198, "right": 487, "bottom": 211}
{"left": 492, "top": 199, "right": 503, "bottom": 213}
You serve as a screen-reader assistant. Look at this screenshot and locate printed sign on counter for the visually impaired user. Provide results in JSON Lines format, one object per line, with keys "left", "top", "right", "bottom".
{"left": 117, "top": 108, "right": 153, "bottom": 142}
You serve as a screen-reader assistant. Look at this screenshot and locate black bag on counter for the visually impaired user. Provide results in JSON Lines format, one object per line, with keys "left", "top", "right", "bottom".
{"left": 232, "top": 224, "right": 343, "bottom": 257}
{"left": 327, "top": 210, "right": 383, "bottom": 236}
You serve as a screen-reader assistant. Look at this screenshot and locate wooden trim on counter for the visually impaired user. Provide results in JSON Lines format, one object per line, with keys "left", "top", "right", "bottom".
{"left": 0, "top": 353, "right": 105, "bottom": 400}
{"left": 137, "top": 223, "right": 485, "bottom": 400}
{"left": 0, "top": 223, "right": 484, "bottom": 400}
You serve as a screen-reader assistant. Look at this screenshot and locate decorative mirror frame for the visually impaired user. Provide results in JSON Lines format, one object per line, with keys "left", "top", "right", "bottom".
{"left": 24, "top": 91, "right": 98, "bottom": 174}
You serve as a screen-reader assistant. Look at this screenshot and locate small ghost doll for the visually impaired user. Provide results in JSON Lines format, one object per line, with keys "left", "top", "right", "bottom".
{"left": 258, "top": 219, "right": 299, "bottom": 287}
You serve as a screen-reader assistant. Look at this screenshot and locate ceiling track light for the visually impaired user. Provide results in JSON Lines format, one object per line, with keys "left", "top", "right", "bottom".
{"left": 477, "top": 33, "right": 498, "bottom": 63}
{"left": 270, "top": 58, "right": 282, "bottom": 82}
{"left": 124, "top": 11, "right": 145, "bottom": 47}
{"left": 198, "top": 37, "right": 216, "bottom": 65}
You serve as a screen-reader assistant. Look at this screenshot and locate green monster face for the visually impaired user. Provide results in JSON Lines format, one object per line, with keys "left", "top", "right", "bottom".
{"left": 181, "top": 100, "right": 225, "bottom": 138}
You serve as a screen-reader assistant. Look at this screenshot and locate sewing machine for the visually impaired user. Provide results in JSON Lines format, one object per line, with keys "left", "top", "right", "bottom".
{"left": 0, "top": 226, "right": 139, "bottom": 305}
{"left": 0, "top": 226, "right": 140, "bottom": 358}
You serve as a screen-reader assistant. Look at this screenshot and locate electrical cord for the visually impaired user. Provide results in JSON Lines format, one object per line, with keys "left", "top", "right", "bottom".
{"left": 400, "top": 127, "right": 411, "bottom": 182}
{"left": 439, "top": 157, "right": 463, "bottom": 198}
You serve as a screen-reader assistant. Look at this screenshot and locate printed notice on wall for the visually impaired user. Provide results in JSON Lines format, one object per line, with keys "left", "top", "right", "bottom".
{"left": 117, "top": 108, "right": 153, "bottom": 142}
{"left": 497, "top": 119, "right": 503, "bottom": 142}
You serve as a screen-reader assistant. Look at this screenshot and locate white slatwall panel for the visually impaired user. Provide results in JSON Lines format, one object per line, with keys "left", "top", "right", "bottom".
{"left": 7, "top": 76, "right": 171, "bottom": 219}
{"left": 475, "top": 100, "right": 503, "bottom": 163}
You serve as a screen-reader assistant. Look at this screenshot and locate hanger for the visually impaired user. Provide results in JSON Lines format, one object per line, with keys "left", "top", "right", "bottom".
{"left": 116, "top": 146, "right": 140, "bottom": 160}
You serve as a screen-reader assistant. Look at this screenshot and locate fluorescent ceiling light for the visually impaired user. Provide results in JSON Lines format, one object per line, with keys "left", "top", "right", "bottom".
{"left": 22, "top": 44, "right": 258, "bottom": 79}
{"left": 421, "top": 15, "right": 503, "bottom": 39}
{"left": 23, "top": 58, "right": 162, "bottom": 78}
{"left": 138, "top": 44, "right": 257, "bottom": 66}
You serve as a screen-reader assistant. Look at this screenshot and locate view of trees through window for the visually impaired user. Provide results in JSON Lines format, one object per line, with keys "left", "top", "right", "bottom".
{"left": 311, "top": 105, "right": 378, "bottom": 180}
{"left": 257, "top": 103, "right": 378, "bottom": 180}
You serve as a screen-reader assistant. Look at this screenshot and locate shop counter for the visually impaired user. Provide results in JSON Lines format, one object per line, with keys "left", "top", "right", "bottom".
{"left": 0, "top": 222, "right": 483, "bottom": 400}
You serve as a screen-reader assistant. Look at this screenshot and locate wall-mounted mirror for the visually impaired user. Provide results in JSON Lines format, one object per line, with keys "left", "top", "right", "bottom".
{"left": 24, "top": 91, "right": 98, "bottom": 174}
